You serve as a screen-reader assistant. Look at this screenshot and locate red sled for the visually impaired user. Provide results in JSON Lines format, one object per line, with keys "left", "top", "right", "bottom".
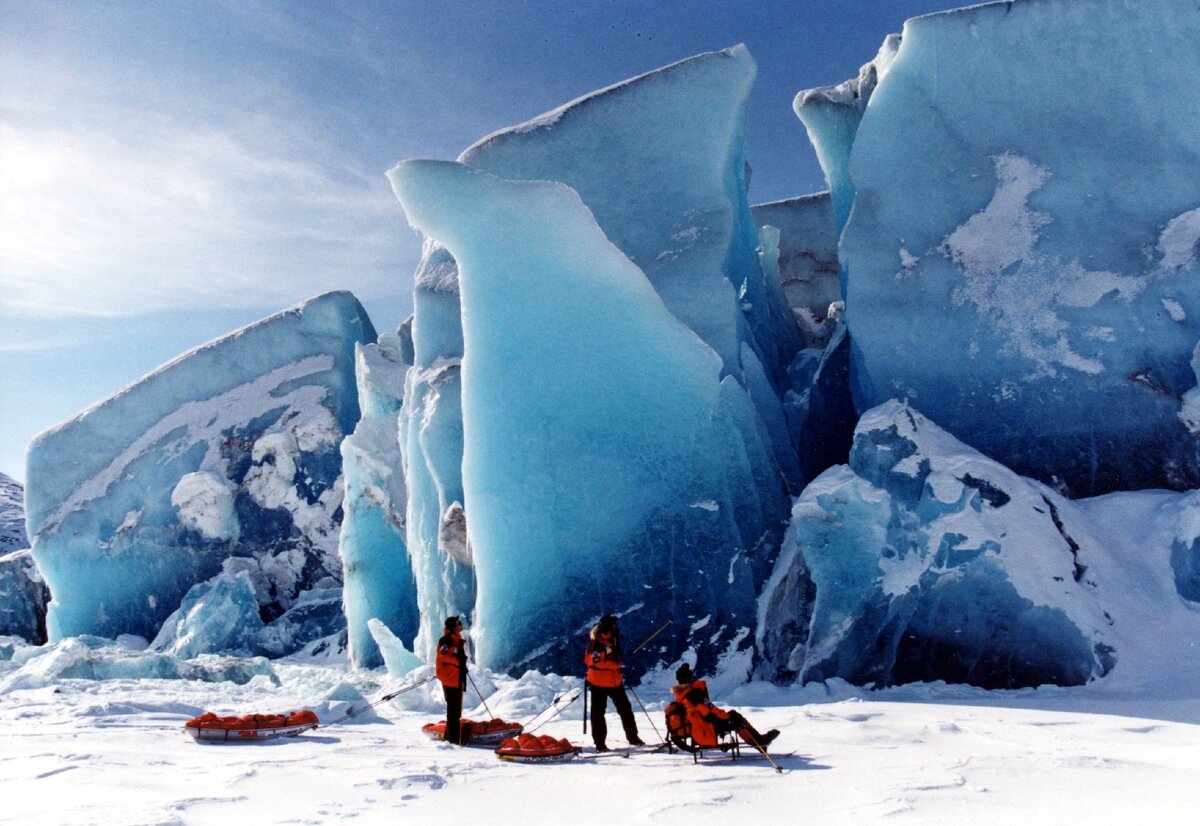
{"left": 421, "top": 717, "right": 524, "bottom": 746}
{"left": 495, "top": 733, "right": 581, "bottom": 763}
{"left": 184, "top": 710, "right": 319, "bottom": 743}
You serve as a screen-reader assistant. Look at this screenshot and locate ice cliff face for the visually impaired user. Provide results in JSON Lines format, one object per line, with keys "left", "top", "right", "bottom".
{"left": 390, "top": 46, "right": 801, "bottom": 674}
{"left": 809, "top": 0, "right": 1200, "bottom": 495}
{"left": 25, "top": 292, "right": 374, "bottom": 644}
{"left": 758, "top": 401, "right": 1116, "bottom": 689}
{"left": 391, "top": 160, "right": 786, "bottom": 676}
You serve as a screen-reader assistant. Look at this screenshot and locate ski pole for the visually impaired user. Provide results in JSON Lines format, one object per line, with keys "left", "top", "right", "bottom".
{"left": 523, "top": 687, "right": 584, "bottom": 735}
{"left": 628, "top": 619, "right": 673, "bottom": 657}
{"left": 467, "top": 673, "right": 496, "bottom": 720}
{"left": 743, "top": 731, "right": 784, "bottom": 774}
{"left": 324, "top": 674, "right": 437, "bottom": 727}
{"left": 626, "top": 684, "right": 667, "bottom": 748}
{"left": 583, "top": 677, "right": 588, "bottom": 735}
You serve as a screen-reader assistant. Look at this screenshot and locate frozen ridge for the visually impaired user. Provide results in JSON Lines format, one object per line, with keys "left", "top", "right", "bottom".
{"left": 25, "top": 292, "right": 374, "bottom": 644}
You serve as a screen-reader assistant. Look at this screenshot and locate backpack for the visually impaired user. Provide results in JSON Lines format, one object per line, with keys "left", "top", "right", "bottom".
{"left": 664, "top": 700, "right": 691, "bottom": 743}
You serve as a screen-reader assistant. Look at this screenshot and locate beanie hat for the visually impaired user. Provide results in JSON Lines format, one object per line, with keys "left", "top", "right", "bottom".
{"left": 444, "top": 616, "right": 461, "bottom": 632}
{"left": 675, "top": 663, "right": 694, "bottom": 685}
{"left": 598, "top": 614, "right": 618, "bottom": 632}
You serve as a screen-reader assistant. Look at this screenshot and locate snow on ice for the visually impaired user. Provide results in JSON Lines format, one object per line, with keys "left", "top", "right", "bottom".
{"left": 24, "top": 292, "right": 373, "bottom": 644}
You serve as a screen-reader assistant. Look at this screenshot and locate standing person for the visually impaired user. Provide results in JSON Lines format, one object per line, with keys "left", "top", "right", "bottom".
{"left": 436, "top": 615, "right": 468, "bottom": 746}
{"left": 584, "top": 614, "right": 644, "bottom": 752}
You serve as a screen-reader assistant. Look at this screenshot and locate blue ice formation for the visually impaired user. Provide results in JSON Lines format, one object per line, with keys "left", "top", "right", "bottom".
{"left": 758, "top": 401, "right": 1115, "bottom": 689}
{"left": 808, "top": 0, "right": 1200, "bottom": 494}
{"left": 390, "top": 46, "right": 799, "bottom": 673}
{"left": 458, "top": 45, "right": 804, "bottom": 490}
{"left": 367, "top": 617, "right": 424, "bottom": 678}
{"left": 397, "top": 244, "right": 475, "bottom": 662}
{"left": 0, "top": 550, "right": 47, "bottom": 643}
{"left": 150, "top": 571, "right": 262, "bottom": 659}
{"left": 339, "top": 333, "right": 419, "bottom": 669}
{"left": 25, "top": 292, "right": 374, "bottom": 643}
{"left": 390, "top": 159, "right": 788, "bottom": 676}
{"left": 752, "top": 193, "right": 840, "bottom": 349}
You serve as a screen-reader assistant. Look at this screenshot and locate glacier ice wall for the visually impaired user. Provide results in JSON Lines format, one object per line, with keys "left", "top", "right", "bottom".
{"left": 25, "top": 292, "right": 374, "bottom": 643}
{"left": 459, "top": 45, "right": 804, "bottom": 490}
{"left": 820, "top": 0, "right": 1200, "bottom": 494}
{"left": 339, "top": 334, "right": 419, "bottom": 668}
{"left": 758, "top": 400, "right": 1115, "bottom": 689}
{"left": 390, "top": 160, "right": 787, "bottom": 676}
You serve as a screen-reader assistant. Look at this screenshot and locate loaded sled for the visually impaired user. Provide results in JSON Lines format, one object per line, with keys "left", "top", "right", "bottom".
{"left": 185, "top": 710, "right": 320, "bottom": 742}
{"left": 421, "top": 717, "right": 523, "bottom": 746}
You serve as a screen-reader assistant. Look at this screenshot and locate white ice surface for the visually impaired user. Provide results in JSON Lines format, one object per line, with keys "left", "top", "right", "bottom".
{"left": 0, "top": 660, "right": 1198, "bottom": 824}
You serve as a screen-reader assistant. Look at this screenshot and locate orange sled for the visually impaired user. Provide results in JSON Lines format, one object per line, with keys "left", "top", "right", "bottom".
{"left": 185, "top": 710, "right": 320, "bottom": 742}
{"left": 495, "top": 733, "right": 581, "bottom": 763}
{"left": 421, "top": 717, "right": 524, "bottom": 746}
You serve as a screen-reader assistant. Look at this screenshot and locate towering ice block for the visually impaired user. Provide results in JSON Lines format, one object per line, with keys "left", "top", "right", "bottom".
{"left": 26, "top": 292, "right": 374, "bottom": 642}
{"left": 758, "top": 401, "right": 1115, "bottom": 689}
{"left": 398, "top": 244, "right": 476, "bottom": 662}
{"left": 821, "top": 0, "right": 1200, "bottom": 494}
{"left": 459, "top": 45, "right": 803, "bottom": 488}
{"left": 339, "top": 333, "right": 419, "bottom": 668}
{"left": 390, "top": 160, "right": 788, "bottom": 676}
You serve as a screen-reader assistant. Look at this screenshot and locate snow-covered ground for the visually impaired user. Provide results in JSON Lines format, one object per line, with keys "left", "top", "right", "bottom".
{"left": 2, "top": 659, "right": 1198, "bottom": 825}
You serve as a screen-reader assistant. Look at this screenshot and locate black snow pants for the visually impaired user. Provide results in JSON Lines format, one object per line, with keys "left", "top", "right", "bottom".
{"left": 588, "top": 683, "right": 639, "bottom": 748}
{"left": 443, "top": 684, "right": 464, "bottom": 745}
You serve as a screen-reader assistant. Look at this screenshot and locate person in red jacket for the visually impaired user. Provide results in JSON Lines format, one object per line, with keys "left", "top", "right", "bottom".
{"left": 673, "top": 663, "right": 778, "bottom": 749}
{"left": 436, "top": 615, "right": 469, "bottom": 746}
{"left": 584, "top": 615, "right": 644, "bottom": 752}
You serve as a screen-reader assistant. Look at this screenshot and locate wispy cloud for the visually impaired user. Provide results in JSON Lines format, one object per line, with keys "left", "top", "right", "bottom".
{"left": 0, "top": 108, "right": 413, "bottom": 319}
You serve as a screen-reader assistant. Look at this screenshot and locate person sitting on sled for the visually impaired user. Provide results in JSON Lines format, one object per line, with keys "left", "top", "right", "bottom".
{"left": 436, "top": 615, "right": 469, "bottom": 746}
{"left": 672, "top": 663, "right": 779, "bottom": 749}
{"left": 584, "top": 614, "right": 644, "bottom": 752}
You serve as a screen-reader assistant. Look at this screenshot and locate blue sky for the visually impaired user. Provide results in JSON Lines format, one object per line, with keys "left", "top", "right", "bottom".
{"left": 0, "top": 0, "right": 954, "bottom": 481}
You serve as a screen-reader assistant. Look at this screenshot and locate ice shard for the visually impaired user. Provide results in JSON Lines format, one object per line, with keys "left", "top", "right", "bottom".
{"left": 390, "top": 160, "right": 787, "bottom": 676}
{"left": 25, "top": 292, "right": 373, "bottom": 642}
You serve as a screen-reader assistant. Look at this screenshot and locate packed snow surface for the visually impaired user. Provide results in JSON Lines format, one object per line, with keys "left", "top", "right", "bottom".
{"left": 1, "top": 652, "right": 1198, "bottom": 824}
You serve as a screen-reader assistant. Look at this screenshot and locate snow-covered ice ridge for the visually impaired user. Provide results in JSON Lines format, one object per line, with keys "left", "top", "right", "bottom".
{"left": 804, "top": 0, "right": 1200, "bottom": 494}
{"left": 25, "top": 292, "right": 374, "bottom": 648}
{"left": 759, "top": 400, "right": 1200, "bottom": 691}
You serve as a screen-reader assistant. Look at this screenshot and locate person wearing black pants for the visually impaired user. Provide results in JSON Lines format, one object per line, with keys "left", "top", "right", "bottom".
{"left": 436, "top": 616, "right": 468, "bottom": 746}
{"left": 583, "top": 615, "right": 644, "bottom": 751}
